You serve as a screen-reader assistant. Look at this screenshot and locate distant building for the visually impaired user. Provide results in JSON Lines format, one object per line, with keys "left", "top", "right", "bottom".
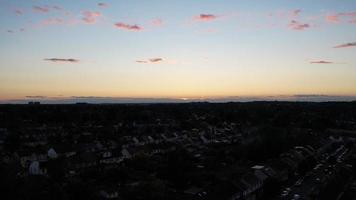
{"left": 28, "top": 101, "right": 40, "bottom": 105}
{"left": 76, "top": 102, "right": 89, "bottom": 105}
{"left": 29, "top": 161, "right": 46, "bottom": 175}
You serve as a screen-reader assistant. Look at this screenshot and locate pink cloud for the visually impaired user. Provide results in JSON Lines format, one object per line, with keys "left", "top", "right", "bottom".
{"left": 151, "top": 18, "right": 163, "bottom": 26}
{"left": 98, "top": 3, "right": 108, "bottom": 8}
{"left": 325, "top": 15, "right": 340, "bottom": 23}
{"left": 338, "top": 12, "right": 356, "bottom": 17}
{"left": 204, "top": 28, "right": 218, "bottom": 33}
{"left": 268, "top": 9, "right": 302, "bottom": 19}
{"left": 114, "top": 22, "right": 143, "bottom": 31}
{"left": 194, "top": 14, "right": 218, "bottom": 22}
{"left": 33, "top": 6, "right": 49, "bottom": 13}
{"left": 310, "top": 60, "right": 333, "bottom": 64}
{"left": 82, "top": 11, "right": 101, "bottom": 24}
{"left": 325, "top": 12, "right": 356, "bottom": 24}
{"left": 288, "top": 20, "right": 311, "bottom": 30}
{"left": 35, "top": 17, "right": 80, "bottom": 28}
{"left": 334, "top": 42, "right": 356, "bottom": 48}
{"left": 41, "top": 18, "right": 65, "bottom": 26}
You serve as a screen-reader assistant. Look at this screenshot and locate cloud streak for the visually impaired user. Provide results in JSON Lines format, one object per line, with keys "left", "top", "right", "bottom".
{"left": 334, "top": 42, "right": 356, "bottom": 48}
{"left": 326, "top": 15, "right": 340, "bottom": 23}
{"left": 44, "top": 58, "right": 79, "bottom": 63}
{"left": 33, "top": 6, "right": 49, "bottom": 13}
{"left": 71, "top": 96, "right": 105, "bottom": 99}
{"left": 310, "top": 60, "right": 333, "bottom": 64}
{"left": 115, "top": 22, "right": 143, "bottom": 31}
{"left": 338, "top": 12, "right": 356, "bottom": 17}
{"left": 149, "top": 58, "right": 163, "bottom": 63}
{"left": 98, "top": 3, "right": 108, "bottom": 8}
{"left": 151, "top": 18, "right": 163, "bottom": 26}
{"left": 136, "top": 58, "right": 163, "bottom": 63}
{"left": 82, "top": 11, "right": 101, "bottom": 24}
{"left": 52, "top": 6, "right": 62, "bottom": 10}
{"left": 288, "top": 20, "right": 311, "bottom": 30}
{"left": 136, "top": 60, "right": 148, "bottom": 63}
{"left": 194, "top": 14, "right": 218, "bottom": 22}
{"left": 291, "top": 9, "right": 302, "bottom": 17}
{"left": 14, "top": 9, "right": 23, "bottom": 15}
{"left": 25, "top": 96, "right": 47, "bottom": 99}
{"left": 325, "top": 12, "right": 356, "bottom": 24}
{"left": 41, "top": 18, "right": 64, "bottom": 26}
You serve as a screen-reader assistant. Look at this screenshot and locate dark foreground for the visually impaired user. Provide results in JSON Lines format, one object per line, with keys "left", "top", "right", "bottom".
{"left": 1, "top": 102, "right": 356, "bottom": 200}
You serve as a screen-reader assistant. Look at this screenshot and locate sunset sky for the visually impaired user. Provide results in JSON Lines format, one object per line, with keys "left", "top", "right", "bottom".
{"left": 0, "top": 0, "right": 356, "bottom": 103}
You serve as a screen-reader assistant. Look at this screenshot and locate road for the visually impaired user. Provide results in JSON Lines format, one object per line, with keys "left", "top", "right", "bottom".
{"left": 279, "top": 145, "right": 351, "bottom": 200}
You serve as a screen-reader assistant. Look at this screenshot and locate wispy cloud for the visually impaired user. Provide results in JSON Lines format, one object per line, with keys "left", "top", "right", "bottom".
{"left": 98, "top": 3, "right": 108, "bottom": 8}
{"left": 25, "top": 96, "right": 47, "bottom": 99}
{"left": 33, "top": 6, "right": 49, "bottom": 13}
{"left": 136, "top": 60, "right": 148, "bottom": 63}
{"left": 35, "top": 17, "right": 80, "bottom": 28}
{"left": 71, "top": 96, "right": 105, "bottom": 99}
{"left": 136, "top": 58, "right": 163, "bottom": 63}
{"left": 194, "top": 14, "right": 219, "bottom": 22}
{"left": 325, "top": 15, "right": 340, "bottom": 23}
{"left": 44, "top": 58, "right": 79, "bottom": 63}
{"left": 52, "top": 6, "right": 62, "bottom": 10}
{"left": 82, "top": 11, "right": 101, "bottom": 24}
{"left": 197, "top": 28, "right": 219, "bottom": 34}
{"left": 41, "top": 18, "right": 64, "bottom": 26}
{"left": 151, "top": 18, "right": 163, "bottom": 26}
{"left": 334, "top": 42, "right": 356, "bottom": 48}
{"left": 310, "top": 60, "right": 333, "bottom": 64}
{"left": 114, "top": 22, "right": 143, "bottom": 31}
{"left": 288, "top": 20, "right": 311, "bottom": 30}
{"left": 325, "top": 12, "right": 356, "bottom": 24}
{"left": 293, "top": 94, "right": 330, "bottom": 98}
{"left": 291, "top": 9, "right": 302, "bottom": 17}
{"left": 338, "top": 12, "right": 356, "bottom": 17}
{"left": 149, "top": 58, "right": 163, "bottom": 63}
{"left": 267, "top": 9, "right": 303, "bottom": 19}
{"left": 14, "top": 9, "right": 23, "bottom": 15}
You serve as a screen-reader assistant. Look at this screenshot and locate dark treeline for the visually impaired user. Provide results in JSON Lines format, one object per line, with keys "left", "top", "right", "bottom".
{"left": 1, "top": 101, "right": 356, "bottom": 128}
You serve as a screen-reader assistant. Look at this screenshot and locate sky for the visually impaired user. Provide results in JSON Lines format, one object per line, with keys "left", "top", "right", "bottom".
{"left": 0, "top": 0, "right": 356, "bottom": 103}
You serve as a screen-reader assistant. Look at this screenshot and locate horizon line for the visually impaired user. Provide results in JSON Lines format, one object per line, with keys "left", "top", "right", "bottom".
{"left": 1, "top": 95, "right": 356, "bottom": 104}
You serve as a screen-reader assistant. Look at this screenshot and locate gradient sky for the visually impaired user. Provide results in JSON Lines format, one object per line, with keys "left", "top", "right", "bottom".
{"left": 0, "top": 0, "right": 356, "bottom": 102}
